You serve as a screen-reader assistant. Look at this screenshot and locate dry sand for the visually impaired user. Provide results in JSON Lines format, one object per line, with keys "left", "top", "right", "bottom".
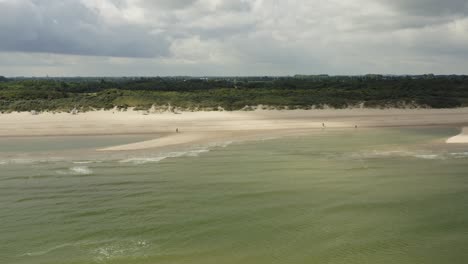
{"left": 447, "top": 127, "right": 468, "bottom": 144}
{"left": 1, "top": 108, "right": 468, "bottom": 150}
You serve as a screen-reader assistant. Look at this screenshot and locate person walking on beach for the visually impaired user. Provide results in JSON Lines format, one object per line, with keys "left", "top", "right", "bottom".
{"left": 176, "top": 128, "right": 179, "bottom": 133}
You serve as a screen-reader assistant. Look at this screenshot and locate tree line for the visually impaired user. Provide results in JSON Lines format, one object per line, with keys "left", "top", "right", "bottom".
{"left": 1, "top": 75, "right": 468, "bottom": 112}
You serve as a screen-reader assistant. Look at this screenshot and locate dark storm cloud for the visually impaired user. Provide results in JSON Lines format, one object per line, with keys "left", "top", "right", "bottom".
{"left": 0, "top": 0, "right": 169, "bottom": 57}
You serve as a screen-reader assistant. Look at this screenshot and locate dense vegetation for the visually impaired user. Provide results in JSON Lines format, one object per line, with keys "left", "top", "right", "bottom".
{"left": 1, "top": 75, "right": 468, "bottom": 112}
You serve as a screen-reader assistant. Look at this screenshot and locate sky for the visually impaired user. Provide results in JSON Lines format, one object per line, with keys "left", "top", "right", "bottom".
{"left": 0, "top": 0, "right": 467, "bottom": 76}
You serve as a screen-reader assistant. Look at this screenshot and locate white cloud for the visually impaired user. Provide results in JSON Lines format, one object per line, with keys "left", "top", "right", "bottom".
{"left": 0, "top": 0, "right": 468, "bottom": 76}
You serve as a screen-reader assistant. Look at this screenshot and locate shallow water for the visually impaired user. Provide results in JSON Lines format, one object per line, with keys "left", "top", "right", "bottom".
{"left": 1, "top": 127, "right": 468, "bottom": 264}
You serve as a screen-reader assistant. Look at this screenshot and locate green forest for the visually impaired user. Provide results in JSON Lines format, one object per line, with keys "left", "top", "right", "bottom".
{"left": 1, "top": 75, "right": 468, "bottom": 112}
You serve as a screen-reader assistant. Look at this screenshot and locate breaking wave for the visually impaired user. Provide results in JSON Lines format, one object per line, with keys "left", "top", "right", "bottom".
{"left": 350, "top": 150, "right": 468, "bottom": 160}
{"left": 73, "top": 161, "right": 102, "bottom": 164}
{"left": 56, "top": 166, "right": 93, "bottom": 175}
{"left": 120, "top": 149, "right": 210, "bottom": 165}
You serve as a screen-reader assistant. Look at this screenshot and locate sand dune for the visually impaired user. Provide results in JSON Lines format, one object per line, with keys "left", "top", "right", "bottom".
{"left": 446, "top": 127, "right": 468, "bottom": 144}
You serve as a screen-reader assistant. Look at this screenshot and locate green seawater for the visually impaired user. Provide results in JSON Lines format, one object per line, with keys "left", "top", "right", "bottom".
{"left": 1, "top": 127, "right": 468, "bottom": 264}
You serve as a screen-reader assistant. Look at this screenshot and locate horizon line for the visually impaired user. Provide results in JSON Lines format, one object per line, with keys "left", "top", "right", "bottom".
{"left": 4, "top": 73, "right": 468, "bottom": 79}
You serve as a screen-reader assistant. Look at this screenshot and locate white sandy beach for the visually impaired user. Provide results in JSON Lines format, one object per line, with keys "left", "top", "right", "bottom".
{"left": 1, "top": 108, "right": 468, "bottom": 150}
{"left": 446, "top": 127, "right": 468, "bottom": 144}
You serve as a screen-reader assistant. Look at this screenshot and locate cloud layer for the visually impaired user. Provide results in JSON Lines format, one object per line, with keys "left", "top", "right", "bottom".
{"left": 1, "top": 0, "right": 467, "bottom": 76}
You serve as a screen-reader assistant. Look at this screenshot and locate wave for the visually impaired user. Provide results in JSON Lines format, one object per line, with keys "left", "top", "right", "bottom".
{"left": 56, "top": 166, "right": 93, "bottom": 175}
{"left": 350, "top": 150, "right": 445, "bottom": 160}
{"left": 73, "top": 160, "right": 103, "bottom": 164}
{"left": 70, "top": 166, "right": 93, "bottom": 175}
{"left": 184, "top": 149, "right": 210, "bottom": 157}
{"left": 1, "top": 139, "right": 233, "bottom": 167}
{"left": 449, "top": 152, "right": 468, "bottom": 158}
{"left": 93, "top": 240, "right": 150, "bottom": 262}
{"left": 413, "top": 154, "right": 440, "bottom": 160}
{"left": 351, "top": 150, "right": 468, "bottom": 161}
{"left": 119, "top": 148, "right": 211, "bottom": 165}
{"left": 206, "top": 140, "right": 234, "bottom": 148}
{"left": 120, "top": 157, "right": 168, "bottom": 164}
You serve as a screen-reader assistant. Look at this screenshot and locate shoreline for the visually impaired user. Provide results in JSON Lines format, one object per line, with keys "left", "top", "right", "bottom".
{"left": 1, "top": 108, "right": 468, "bottom": 150}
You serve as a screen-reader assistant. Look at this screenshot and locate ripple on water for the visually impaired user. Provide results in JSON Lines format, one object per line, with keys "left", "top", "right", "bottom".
{"left": 20, "top": 240, "right": 150, "bottom": 261}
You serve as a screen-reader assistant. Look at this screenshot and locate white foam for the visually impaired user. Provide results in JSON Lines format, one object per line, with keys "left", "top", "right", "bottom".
{"left": 119, "top": 157, "right": 168, "bottom": 164}
{"left": 450, "top": 152, "right": 468, "bottom": 158}
{"left": 73, "top": 161, "right": 102, "bottom": 164}
{"left": 260, "top": 136, "right": 280, "bottom": 142}
{"left": 351, "top": 150, "right": 411, "bottom": 159}
{"left": 57, "top": 166, "right": 93, "bottom": 175}
{"left": 185, "top": 149, "right": 210, "bottom": 157}
{"left": 70, "top": 166, "right": 93, "bottom": 175}
{"left": 93, "top": 240, "right": 150, "bottom": 262}
{"left": 119, "top": 148, "right": 211, "bottom": 165}
{"left": 210, "top": 140, "right": 234, "bottom": 148}
{"left": 352, "top": 150, "right": 444, "bottom": 160}
{"left": 414, "top": 154, "right": 440, "bottom": 160}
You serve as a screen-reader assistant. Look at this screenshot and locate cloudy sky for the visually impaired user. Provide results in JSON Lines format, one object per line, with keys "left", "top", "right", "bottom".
{"left": 0, "top": 0, "right": 467, "bottom": 76}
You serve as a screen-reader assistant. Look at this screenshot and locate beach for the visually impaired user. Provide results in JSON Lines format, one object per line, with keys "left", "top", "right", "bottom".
{"left": 1, "top": 108, "right": 468, "bottom": 150}
{"left": 447, "top": 127, "right": 468, "bottom": 143}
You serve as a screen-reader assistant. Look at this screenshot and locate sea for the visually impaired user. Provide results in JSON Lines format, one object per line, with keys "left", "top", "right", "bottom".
{"left": 1, "top": 127, "right": 468, "bottom": 264}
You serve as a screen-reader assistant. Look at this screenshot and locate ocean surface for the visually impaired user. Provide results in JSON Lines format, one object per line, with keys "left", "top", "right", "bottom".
{"left": 1, "top": 127, "right": 468, "bottom": 264}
